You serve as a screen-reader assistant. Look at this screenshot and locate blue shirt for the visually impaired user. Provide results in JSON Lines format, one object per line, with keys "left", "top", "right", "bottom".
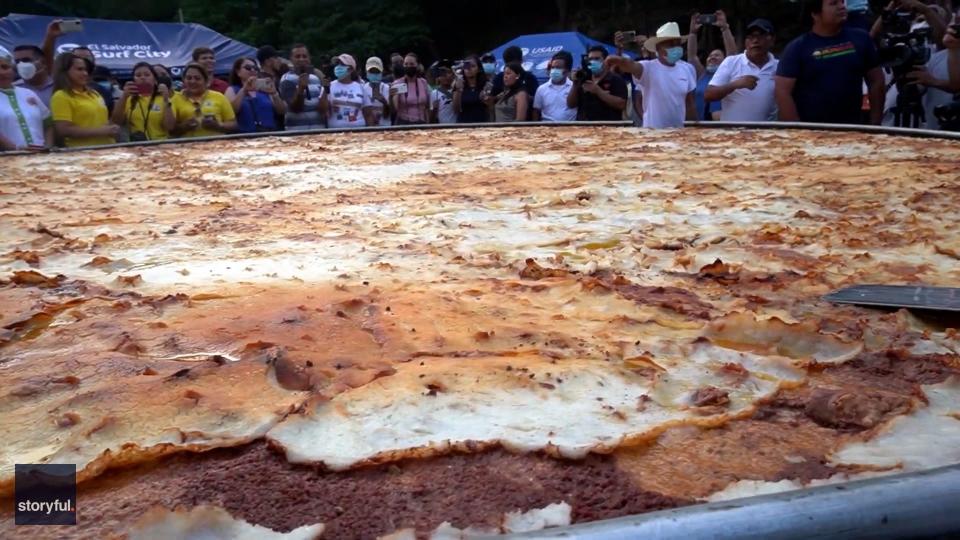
{"left": 776, "top": 28, "right": 878, "bottom": 125}
{"left": 230, "top": 85, "right": 277, "bottom": 133}
{"left": 695, "top": 71, "right": 722, "bottom": 121}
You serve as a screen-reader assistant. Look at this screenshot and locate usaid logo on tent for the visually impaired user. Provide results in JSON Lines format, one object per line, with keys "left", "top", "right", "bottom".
{"left": 57, "top": 42, "right": 172, "bottom": 60}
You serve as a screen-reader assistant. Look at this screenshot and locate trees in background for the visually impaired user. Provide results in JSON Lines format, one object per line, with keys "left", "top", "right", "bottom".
{"left": 6, "top": 0, "right": 810, "bottom": 64}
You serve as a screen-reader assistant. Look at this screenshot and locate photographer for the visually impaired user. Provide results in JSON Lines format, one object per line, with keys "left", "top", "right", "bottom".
{"left": 567, "top": 45, "right": 628, "bottom": 121}
{"left": 111, "top": 62, "right": 175, "bottom": 141}
{"left": 606, "top": 22, "right": 697, "bottom": 128}
{"left": 688, "top": 10, "right": 740, "bottom": 121}
{"left": 279, "top": 44, "right": 325, "bottom": 131}
{"left": 775, "top": 0, "right": 885, "bottom": 124}
{"left": 871, "top": 0, "right": 949, "bottom": 46}
{"left": 909, "top": 23, "right": 960, "bottom": 129}
{"left": 225, "top": 57, "right": 286, "bottom": 133}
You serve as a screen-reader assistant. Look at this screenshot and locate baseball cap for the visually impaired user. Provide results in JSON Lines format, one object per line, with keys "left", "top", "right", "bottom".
{"left": 746, "top": 19, "right": 775, "bottom": 34}
{"left": 257, "top": 45, "right": 280, "bottom": 64}
{"left": 336, "top": 53, "right": 356, "bottom": 69}
{"left": 365, "top": 57, "right": 383, "bottom": 72}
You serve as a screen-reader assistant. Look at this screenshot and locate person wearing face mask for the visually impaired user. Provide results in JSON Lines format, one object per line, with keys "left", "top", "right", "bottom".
{"left": 706, "top": 19, "right": 780, "bottom": 122}
{"left": 0, "top": 45, "right": 53, "bottom": 151}
{"left": 362, "top": 57, "right": 392, "bottom": 127}
{"left": 326, "top": 54, "right": 370, "bottom": 128}
{"left": 533, "top": 54, "right": 577, "bottom": 122}
{"left": 386, "top": 52, "right": 404, "bottom": 84}
{"left": 605, "top": 22, "right": 697, "bottom": 128}
{"left": 688, "top": 10, "right": 739, "bottom": 121}
{"left": 453, "top": 55, "right": 490, "bottom": 123}
{"left": 568, "top": 45, "right": 628, "bottom": 121}
{"left": 12, "top": 45, "right": 54, "bottom": 107}
{"left": 111, "top": 62, "right": 175, "bottom": 141}
{"left": 391, "top": 53, "right": 430, "bottom": 125}
{"left": 50, "top": 52, "right": 119, "bottom": 147}
{"left": 480, "top": 53, "right": 497, "bottom": 78}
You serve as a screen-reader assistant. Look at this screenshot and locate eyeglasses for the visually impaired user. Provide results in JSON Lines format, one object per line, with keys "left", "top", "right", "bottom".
{"left": 241, "top": 64, "right": 257, "bottom": 71}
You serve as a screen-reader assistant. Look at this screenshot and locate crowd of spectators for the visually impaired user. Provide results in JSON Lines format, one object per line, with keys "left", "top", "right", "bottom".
{"left": 1, "top": 0, "right": 958, "bottom": 151}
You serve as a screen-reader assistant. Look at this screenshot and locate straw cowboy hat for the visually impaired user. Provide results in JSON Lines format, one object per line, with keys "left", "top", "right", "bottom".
{"left": 644, "top": 22, "right": 683, "bottom": 53}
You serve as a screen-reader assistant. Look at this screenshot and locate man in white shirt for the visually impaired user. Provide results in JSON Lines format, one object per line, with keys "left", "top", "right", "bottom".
{"left": 605, "top": 22, "right": 697, "bottom": 128}
{"left": 532, "top": 55, "right": 577, "bottom": 122}
{"left": 705, "top": 19, "right": 780, "bottom": 122}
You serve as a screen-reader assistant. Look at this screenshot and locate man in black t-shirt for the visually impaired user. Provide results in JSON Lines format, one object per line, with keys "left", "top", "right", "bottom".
{"left": 567, "top": 45, "right": 628, "bottom": 121}
{"left": 775, "top": 0, "right": 885, "bottom": 125}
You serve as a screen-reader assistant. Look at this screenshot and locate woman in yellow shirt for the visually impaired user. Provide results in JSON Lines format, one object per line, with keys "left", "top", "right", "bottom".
{"left": 50, "top": 52, "right": 118, "bottom": 147}
{"left": 111, "top": 62, "right": 174, "bottom": 141}
{"left": 171, "top": 64, "right": 237, "bottom": 138}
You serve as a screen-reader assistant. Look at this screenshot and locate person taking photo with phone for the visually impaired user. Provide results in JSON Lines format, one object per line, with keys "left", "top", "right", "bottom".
{"left": 362, "top": 57, "right": 392, "bottom": 127}
{"left": 688, "top": 10, "right": 740, "bottom": 120}
{"left": 0, "top": 45, "right": 53, "bottom": 152}
{"left": 111, "top": 62, "right": 175, "bottom": 141}
{"left": 50, "top": 52, "right": 119, "bottom": 147}
{"left": 280, "top": 44, "right": 325, "bottom": 130}
{"left": 567, "top": 45, "right": 628, "bottom": 121}
{"left": 605, "top": 22, "right": 697, "bottom": 128}
{"left": 170, "top": 63, "right": 237, "bottom": 138}
{"left": 225, "top": 56, "right": 286, "bottom": 133}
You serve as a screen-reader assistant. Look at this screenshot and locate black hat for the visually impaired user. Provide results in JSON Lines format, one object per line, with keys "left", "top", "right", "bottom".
{"left": 257, "top": 45, "right": 280, "bottom": 64}
{"left": 480, "top": 53, "right": 496, "bottom": 63}
{"left": 746, "top": 18, "right": 775, "bottom": 34}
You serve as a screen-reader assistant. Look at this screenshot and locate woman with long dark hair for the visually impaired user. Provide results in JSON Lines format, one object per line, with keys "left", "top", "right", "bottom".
{"left": 50, "top": 52, "right": 118, "bottom": 147}
{"left": 224, "top": 57, "right": 286, "bottom": 133}
{"left": 453, "top": 55, "right": 489, "bottom": 123}
{"left": 111, "top": 62, "right": 174, "bottom": 141}
{"left": 493, "top": 62, "right": 528, "bottom": 123}
{"left": 391, "top": 52, "right": 430, "bottom": 125}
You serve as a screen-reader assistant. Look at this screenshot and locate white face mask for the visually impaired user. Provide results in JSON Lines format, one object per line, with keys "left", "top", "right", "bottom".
{"left": 16, "top": 61, "right": 37, "bottom": 81}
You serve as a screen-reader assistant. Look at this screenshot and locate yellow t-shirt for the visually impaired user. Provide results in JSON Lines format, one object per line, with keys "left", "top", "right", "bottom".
{"left": 171, "top": 91, "right": 235, "bottom": 138}
{"left": 50, "top": 88, "right": 113, "bottom": 147}
{"left": 124, "top": 95, "right": 170, "bottom": 141}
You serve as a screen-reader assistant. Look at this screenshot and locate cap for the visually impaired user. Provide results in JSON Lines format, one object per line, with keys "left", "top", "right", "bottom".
{"left": 746, "top": 18, "right": 775, "bottom": 34}
{"left": 480, "top": 53, "right": 496, "bottom": 64}
{"left": 336, "top": 53, "right": 356, "bottom": 69}
{"left": 365, "top": 56, "right": 383, "bottom": 72}
{"left": 257, "top": 45, "right": 279, "bottom": 64}
{"left": 435, "top": 58, "right": 454, "bottom": 70}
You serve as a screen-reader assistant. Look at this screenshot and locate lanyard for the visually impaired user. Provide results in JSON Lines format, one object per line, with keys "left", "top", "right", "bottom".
{"left": 1, "top": 89, "right": 34, "bottom": 146}
{"left": 135, "top": 94, "right": 157, "bottom": 139}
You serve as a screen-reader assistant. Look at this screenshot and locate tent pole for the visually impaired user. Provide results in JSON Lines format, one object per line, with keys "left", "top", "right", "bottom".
{"left": 178, "top": 9, "right": 185, "bottom": 23}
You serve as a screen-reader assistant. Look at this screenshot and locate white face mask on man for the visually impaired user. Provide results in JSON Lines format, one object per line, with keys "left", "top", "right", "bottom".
{"left": 16, "top": 60, "right": 37, "bottom": 81}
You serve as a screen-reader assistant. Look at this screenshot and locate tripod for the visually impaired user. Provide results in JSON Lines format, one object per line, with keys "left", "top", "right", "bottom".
{"left": 890, "top": 74, "right": 925, "bottom": 129}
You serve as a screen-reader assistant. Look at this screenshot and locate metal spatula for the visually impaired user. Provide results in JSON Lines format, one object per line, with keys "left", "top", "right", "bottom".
{"left": 824, "top": 285, "right": 960, "bottom": 312}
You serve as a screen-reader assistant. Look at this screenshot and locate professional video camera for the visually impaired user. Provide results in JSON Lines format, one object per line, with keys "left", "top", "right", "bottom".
{"left": 934, "top": 99, "right": 960, "bottom": 131}
{"left": 876, "top": 9, "right": 933, "bottom": 128}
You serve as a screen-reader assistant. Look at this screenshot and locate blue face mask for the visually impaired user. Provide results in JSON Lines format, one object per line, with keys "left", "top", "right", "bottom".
{"left": 482, "top": 62, "right": 495, "bottom": 75}
{"left": 334, "top": 65, "right": 350, "bottom": 80}
{"left": 588, "top": 59, "right": 603, "bottom": 75}
{"left": 549, "top": 68, "right": 565, "bottom": 83}
{"left": 665, "top": 46, "right": 684, "bottom": 65}
{"left": 367, "top": 72, "right": 382, "bottom": 83}
{"left": 706, "top": 64, "right": 718, "bottom": 74}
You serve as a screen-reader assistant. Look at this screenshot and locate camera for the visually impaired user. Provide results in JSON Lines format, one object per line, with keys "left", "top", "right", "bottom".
{"left": 697, "top": 14, "right": 717, "bottom": 26}
{"left": 575, "top": 54, "right": 593, "bottom": 84}
{"left": 934, "top": 100, "right": 960, "bottom": 132}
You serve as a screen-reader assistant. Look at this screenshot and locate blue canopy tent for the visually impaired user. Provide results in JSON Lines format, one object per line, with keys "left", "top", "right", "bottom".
{"left": 0, "top": 13, "right": 256, "bottom": 79}
{"left": 486, "top": 32, "right": 637, "bottom": 83}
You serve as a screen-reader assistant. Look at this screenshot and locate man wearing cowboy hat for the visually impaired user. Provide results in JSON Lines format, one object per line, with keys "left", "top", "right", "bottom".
{"left": 605, "top": 22, "right": 697, "bottom": 128}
